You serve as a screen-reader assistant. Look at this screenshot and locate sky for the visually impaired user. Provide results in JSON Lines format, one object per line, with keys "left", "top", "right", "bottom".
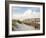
{"left": 12, "top": 6, "right": 40, "bottom": 20}
{"left": 12, "top": 6, "right": 40, "bottom": 15}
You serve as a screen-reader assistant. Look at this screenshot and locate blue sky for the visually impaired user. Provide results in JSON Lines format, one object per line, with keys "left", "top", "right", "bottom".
{"left": 12, "top": 6, "right": 40, "bottom": 14}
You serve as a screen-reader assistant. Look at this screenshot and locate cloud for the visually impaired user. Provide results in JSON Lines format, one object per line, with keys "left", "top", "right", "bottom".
{"left": 24, "top": 9, "right": 32, "bottom": 16}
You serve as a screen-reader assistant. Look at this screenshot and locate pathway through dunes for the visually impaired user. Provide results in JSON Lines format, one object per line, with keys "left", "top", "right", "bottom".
{"left": 13, "top": 22, "right": 35, "bottom": 31}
